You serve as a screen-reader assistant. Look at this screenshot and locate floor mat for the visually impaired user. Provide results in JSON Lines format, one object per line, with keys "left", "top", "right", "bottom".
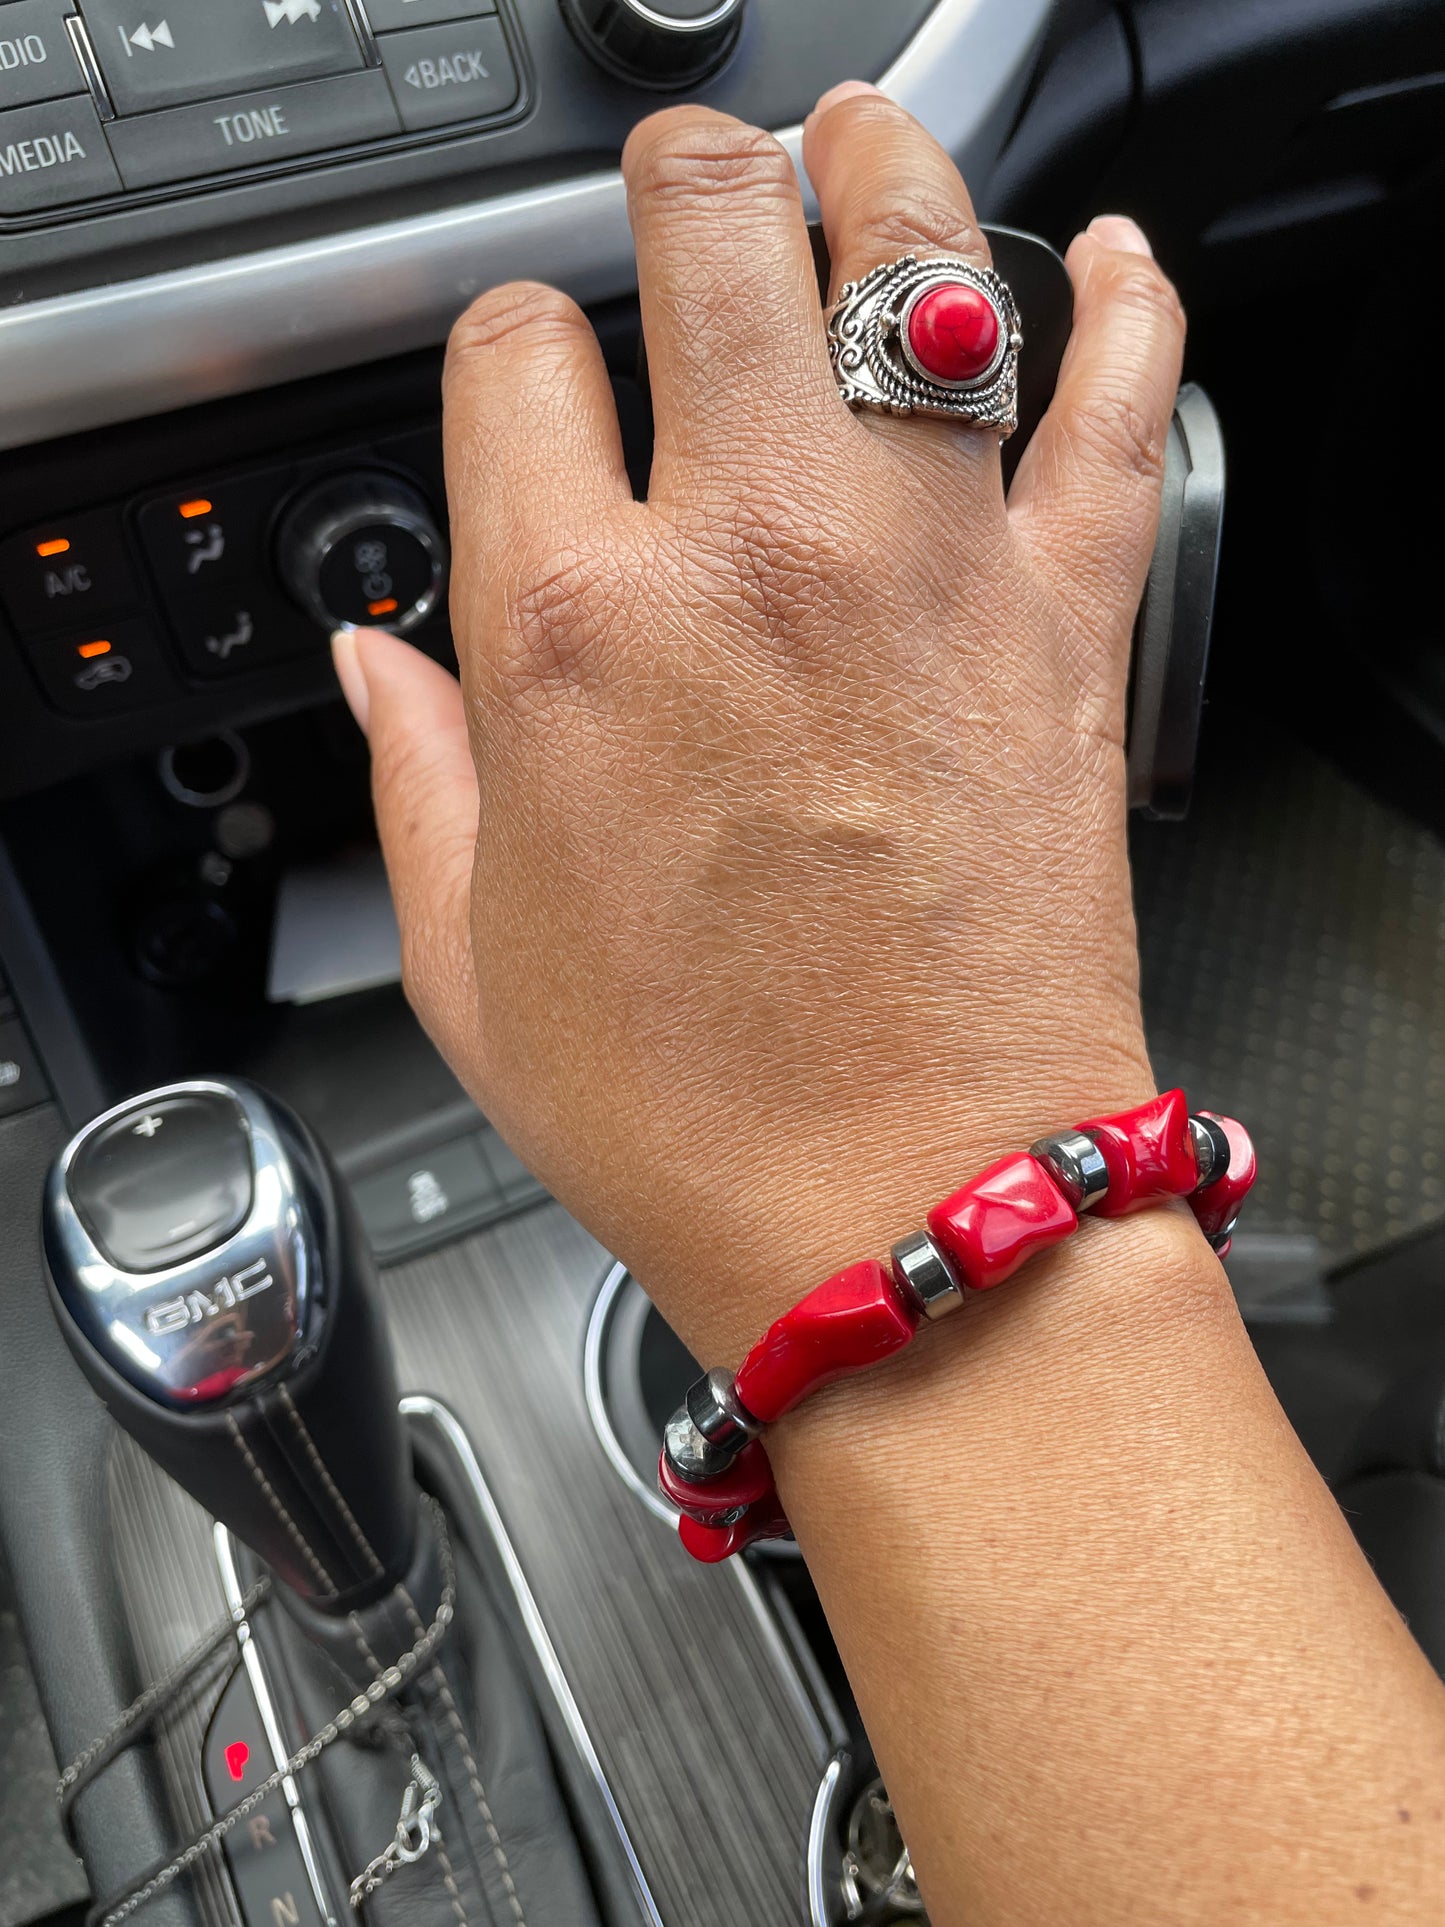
{"left": 1132, "top": 729, "right": 1445, "bottom": 1263}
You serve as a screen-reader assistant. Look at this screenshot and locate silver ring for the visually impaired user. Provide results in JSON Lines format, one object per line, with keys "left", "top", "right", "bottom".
{"left": 826, "top": 252, "right": 1022, "bottom": 436}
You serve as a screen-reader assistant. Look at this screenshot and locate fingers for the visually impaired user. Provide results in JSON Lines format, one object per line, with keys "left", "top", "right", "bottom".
{"left": 802, "top": 83, "right": 993, "bottom": 300}
{"left": 1007, "top": 217, "right": 1187, "bottom": 648}
{"left": 442, "top": 279, "right": 631, "bottom": 598}
{"left": 621, "top": 105, "right": 837, "bottom": 488}
{"left": 333, "top": 628, "right": 482, "bottom": 1069}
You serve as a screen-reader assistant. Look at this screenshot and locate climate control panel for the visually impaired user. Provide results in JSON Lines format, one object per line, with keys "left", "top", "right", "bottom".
{"left": 0, "top": 421, "right": 447, "bottom": 723}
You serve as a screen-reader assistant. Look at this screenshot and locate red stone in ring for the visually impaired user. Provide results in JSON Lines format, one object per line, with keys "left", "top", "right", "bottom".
{"left": 905, "top": 282, "right": 1001, "bottom": 386}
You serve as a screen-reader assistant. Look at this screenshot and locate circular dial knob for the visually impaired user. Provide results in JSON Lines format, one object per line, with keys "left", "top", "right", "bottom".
{"left": 560, "top": 0, "right": 744, "bottom": 88}
{"left": 275, "top": 470, "right": 447, "bottom": 635}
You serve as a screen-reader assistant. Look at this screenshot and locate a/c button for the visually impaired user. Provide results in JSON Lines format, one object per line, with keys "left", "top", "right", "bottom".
{"left": 105, "top": 70, "right": 400, "bottom": 190}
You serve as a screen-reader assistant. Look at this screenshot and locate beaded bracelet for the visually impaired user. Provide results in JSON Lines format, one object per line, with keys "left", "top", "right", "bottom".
{"left": 659, "top": 1090, "right": 1257, "bottom": 1564}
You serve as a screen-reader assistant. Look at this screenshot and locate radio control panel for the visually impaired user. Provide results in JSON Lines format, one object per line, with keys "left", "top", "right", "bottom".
{"left": 0, "top": 0, "right": 524, "bottom": 221}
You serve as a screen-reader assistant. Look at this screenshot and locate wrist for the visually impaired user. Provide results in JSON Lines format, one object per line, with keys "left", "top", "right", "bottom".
{"left": 637, "top": 1060, "right": 1163, "bottom": 1368}
{"left": 653, "top": 1089, "right": 1255, "bottom": 1561}
{"left": 769, "top": 1201, "right": 1231, "bottom": 1499}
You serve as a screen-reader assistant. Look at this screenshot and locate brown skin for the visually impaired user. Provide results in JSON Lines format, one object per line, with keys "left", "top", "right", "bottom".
{"left": 331, "top": 83, "right": 1445, "bottom": 1925}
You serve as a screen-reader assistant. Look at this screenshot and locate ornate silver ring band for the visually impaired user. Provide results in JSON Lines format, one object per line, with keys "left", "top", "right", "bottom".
{"left": 825, "top": 251, "right": 1022, "bottom": 436}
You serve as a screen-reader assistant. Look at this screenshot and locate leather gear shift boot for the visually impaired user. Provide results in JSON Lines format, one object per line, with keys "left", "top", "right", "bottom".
{"left": 245, "top": 1497, "right": 601, "bottom": 1927}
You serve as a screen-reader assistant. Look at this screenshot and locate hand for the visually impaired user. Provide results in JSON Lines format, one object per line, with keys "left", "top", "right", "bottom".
{"left": 335, "top": 83, "right": 1188, "bottom": 1362}
{"left": 335, "top": 92, "right": 1445, "bottom": 1927}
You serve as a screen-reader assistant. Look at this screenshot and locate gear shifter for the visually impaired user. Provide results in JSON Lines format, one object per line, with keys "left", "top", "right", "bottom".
{"left": 43, "top": 1078, "right": 414, "bottom": 1612}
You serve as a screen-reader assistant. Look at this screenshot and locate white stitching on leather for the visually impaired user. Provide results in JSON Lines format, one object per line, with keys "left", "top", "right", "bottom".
{"left": 281, "top": 1395, "right": 525, "bottom": 1925}
{"left": 419, "top": 1652, "right": 527, "bottom": 1927}
{"left": 225, "top": 1413, "right": 339, "bottom": 1602}
{"left": 419, "top": 1657, "right": 526, "bottom": 1927}
{"left": 279, "top": 1387, "right": 387, "bottom": 1582}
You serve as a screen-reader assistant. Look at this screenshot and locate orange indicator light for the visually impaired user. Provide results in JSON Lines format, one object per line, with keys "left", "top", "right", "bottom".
{"left": 35, "top": 538, "right": 70, "bottom": 557}
{"left": 178, "top": 498, "right": 213, "bottom": 519}
{"left": 76, "top": 640, "right": 111, "bottom": 659}
{"left": 367, "top": 597, "right": 399, "bottom": 617}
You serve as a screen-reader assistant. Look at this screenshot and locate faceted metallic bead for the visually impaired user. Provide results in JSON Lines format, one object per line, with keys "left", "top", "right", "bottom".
{"left": 685, "top": 1367, "right": 762, "bottom": 1457}
{"left": 889, "top": 1230, "right": 966, "bottom": 1321}
{"left": 663, "top": 1407, "right": 738, "bottom": 1484}
{"left": 1189, "top": 1114, "right": 1232, "bottom": 1191}
{"left": 1029, "top": 1130, "right": 1109, "bottom": 1211}
{"left": 1207, "top": 1213, "right": 1240, "bottom": 1253}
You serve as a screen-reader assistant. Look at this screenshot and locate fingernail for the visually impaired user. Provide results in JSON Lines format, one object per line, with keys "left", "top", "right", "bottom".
{"left": 1087, "top": 214, "right": 1152, "bottom": 257}
{"left": 330, "top": 626, "right": 371, "bottom": 736}
{"left": 810, "top": 79, "right": 884, "bottom": 122}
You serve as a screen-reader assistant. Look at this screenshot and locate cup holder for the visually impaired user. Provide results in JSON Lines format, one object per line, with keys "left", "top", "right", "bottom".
{"left": 584, "top": 1262, "right": 798, "bottom": 1557}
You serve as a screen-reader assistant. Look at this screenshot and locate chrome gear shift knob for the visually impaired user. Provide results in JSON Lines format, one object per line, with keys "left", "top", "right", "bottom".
{"left": 43, "top": 1078, "right": 414, "bottom": 1612}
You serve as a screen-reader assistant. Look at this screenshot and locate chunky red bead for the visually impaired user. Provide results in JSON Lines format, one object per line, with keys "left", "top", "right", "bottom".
{"left": 678, "top": 1493, "right": 791, "bottom": 1564}
{"left": 906, "top": 282, "right": 1001, "bottom": 384}
{"left": 657, "top": 1439, "right": 775, "bottom": 1526}
{"left": 926, "top": 1151, "right": 1077, "bottom": 1291}
{"left": 1076, "top": 1089, "right": 1198, "bottom": 1217}
{"left": 733, "top": 1258, "right": 919, "bottom": 1425}
{"left": 1187, "top": 1112, "right": 1257, "bottom": 1250}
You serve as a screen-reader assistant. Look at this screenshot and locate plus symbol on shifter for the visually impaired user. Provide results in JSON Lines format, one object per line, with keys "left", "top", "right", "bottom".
{"left": 132, "top": 1114, "right": 164, "bottom": 1137}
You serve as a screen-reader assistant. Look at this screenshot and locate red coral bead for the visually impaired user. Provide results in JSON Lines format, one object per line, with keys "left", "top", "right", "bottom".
{"left": 926, "top": 1151, "right": 1077, "bottom": 1291}
{"left": 1187, "top": 1112, "right": 1258, "bottom": 1243}
{"left": 733, "top": 1259, "right": 919, "bottom": 1425}
{"left": 905, "top": 282, "right": 1001, "bottom": 384}
{"left": 678, "top": 1494, "right": 792, "bottom": 1564}
{"left": 1077, "top": 1089, "right": 1198, "bottom": 1217}
{"left": 658, "top": 1439, "right": 775, "bottom": 1526}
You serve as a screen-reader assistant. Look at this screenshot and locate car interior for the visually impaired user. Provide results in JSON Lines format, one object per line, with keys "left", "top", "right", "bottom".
{"left": 2, "top": 2, "right": 1445, "bottom": 1924}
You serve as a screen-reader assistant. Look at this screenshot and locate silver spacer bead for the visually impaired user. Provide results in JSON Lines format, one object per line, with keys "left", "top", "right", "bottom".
{"left": 685, "top": 1367, "right": 762, "bottom": 1456}
{"left": 1189, "top": 1114, "right": 1231, "bottom": 1191}
{"left": 1029, "top": 1130, "right": 1109, "bottom": 1211}
{"left": 889, "top": 1230, "right": 966, "bottom": 1321}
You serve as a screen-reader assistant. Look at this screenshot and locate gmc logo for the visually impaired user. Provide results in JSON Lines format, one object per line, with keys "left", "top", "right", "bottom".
{"left": 144, "top": 1258, "right": 273, "bottom": 1337}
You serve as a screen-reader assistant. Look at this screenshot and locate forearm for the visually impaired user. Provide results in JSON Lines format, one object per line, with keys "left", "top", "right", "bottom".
{"left": 753, "top": 1207, "right": 1445, "bottom": 1925}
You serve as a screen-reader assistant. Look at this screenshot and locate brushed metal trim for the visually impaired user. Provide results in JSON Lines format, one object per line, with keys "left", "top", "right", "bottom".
{"left": 400, "top": 1392, "right": 667, "bottom": 1927}
{"left": 806, "top": 1753, "right": 849, "bottom": 1927}
{"left": 0, "top": 0, "right": 1051, "bottom": 452}
{"left": 213, "top": 1525, "right": 340, "bottom": 1927}
{"left": 583, "top": 1259, "right": 678, "bottom": 1528}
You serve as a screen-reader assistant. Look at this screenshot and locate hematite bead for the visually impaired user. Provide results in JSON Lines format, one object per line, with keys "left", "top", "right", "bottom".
{"left": 685, "top": 1367, "right": 761, "bottom": 1457}
{"left": 889, "top": 1230, "right": 966, "bottom": 1321}
{"left": 1189, "top": 1114, "right": 1232, "bottom": 1191}
{"left": 1029, "top": 1130, "right": 1109, "bottom": 1211}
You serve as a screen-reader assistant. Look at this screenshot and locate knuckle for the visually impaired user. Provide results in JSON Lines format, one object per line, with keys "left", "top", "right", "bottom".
{"left": 852, "top": 197, "right": 983, "bottom": 265}
{"left": 702, "top": 485, "right": 870, "bottom": 652}
{"left": 1074, "top": 383, "right": 1170, "bottom": 487}
{"left": 446, "top": 281, "right": 588, "bottom": 366}
{"left": 502, "top": 535, "right": 632, "bottom": 691}
{"left": 1108, "top": 257, "right": 1187, "bottom": 339}
{"left": 631, "top": 113, "right": 794, "bottom": 210}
